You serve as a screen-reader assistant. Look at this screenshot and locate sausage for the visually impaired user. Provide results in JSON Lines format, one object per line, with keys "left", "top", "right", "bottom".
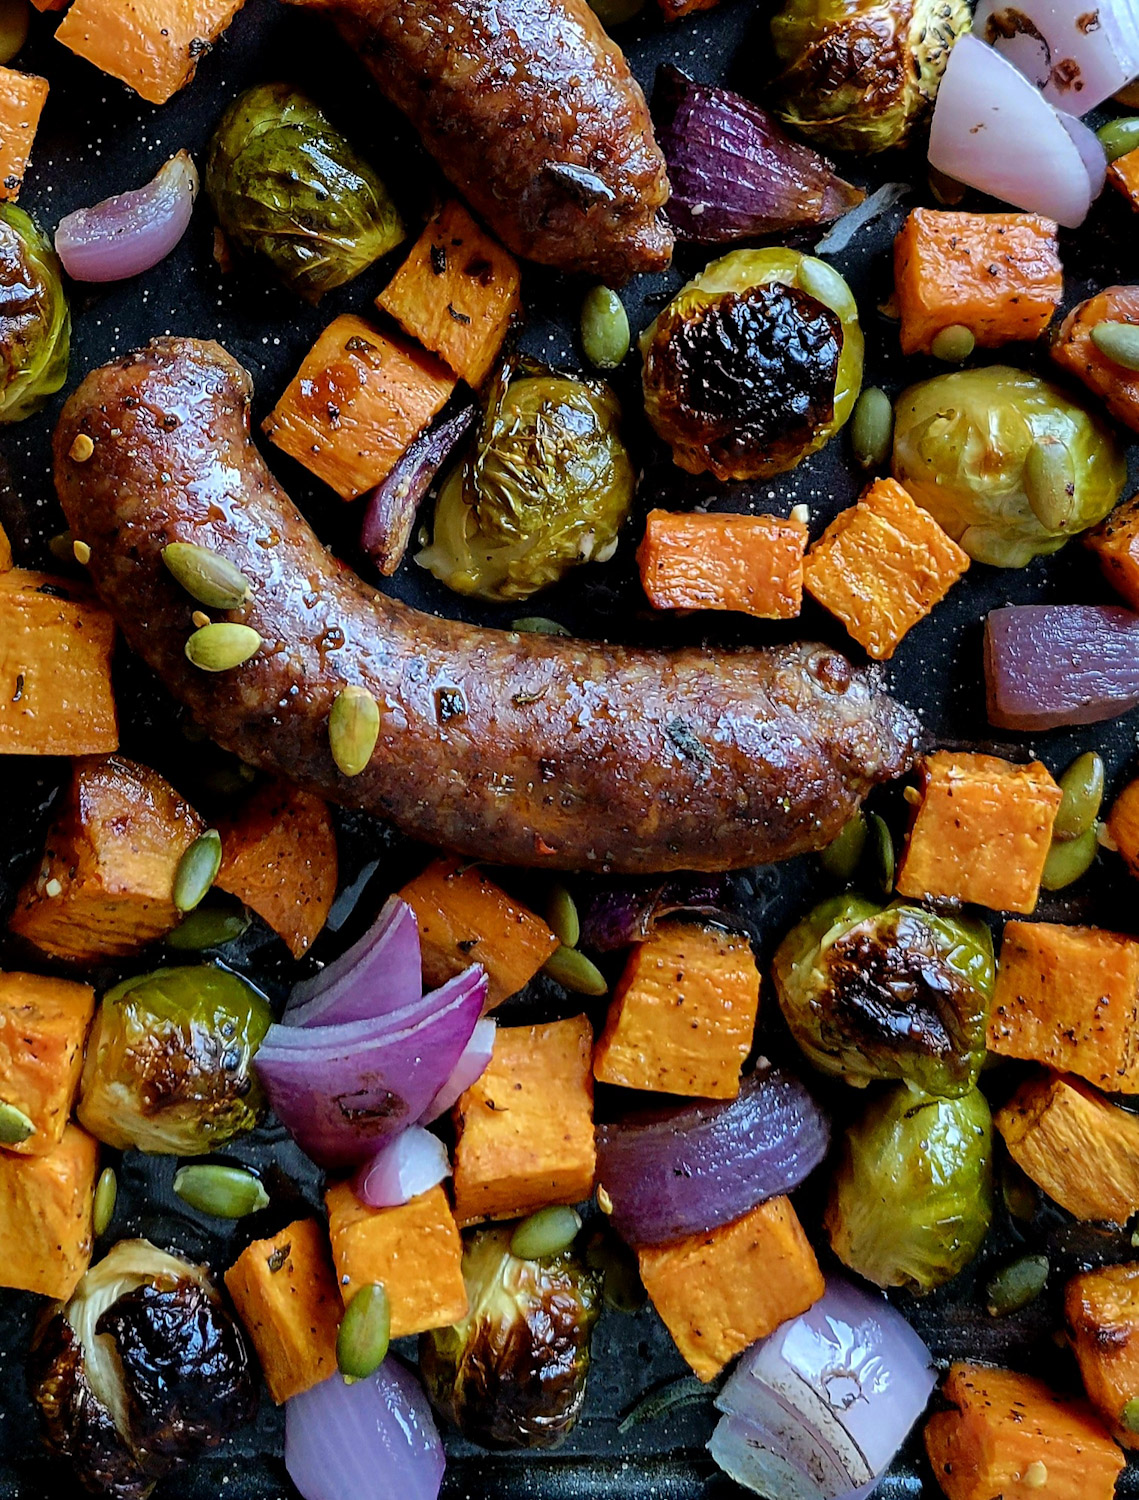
{"left": 55, "top": 338, "right": 919, "bottom": 876}
{"left": 285, "top": 0, "right": 673, "bottom": 283}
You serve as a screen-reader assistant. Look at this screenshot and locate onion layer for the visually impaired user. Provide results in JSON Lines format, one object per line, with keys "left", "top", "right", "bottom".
{"left": 973, "top": 0, "right": 1139, "bottom": 113}
{"left": 361, "top": 400, "right": 477, "bottom": 577}
{"left": 284, "top": 895, "right": 421, "bottom": 1028}
{"left": 420, "top": 1016, "right": 496, "bottom": 1122}
{"left": 354, "top": 1126, "right": 451, "bottom": 1208}
{"left": 55, "top": 150, "right": 199, "bottom": 283}
{"left": 985, "top": 604, "right": 1139, "bottom": 730}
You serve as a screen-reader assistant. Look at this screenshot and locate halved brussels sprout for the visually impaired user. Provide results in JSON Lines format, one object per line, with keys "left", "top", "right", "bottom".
{"left": 206, "top": 83, "right": 404, "bottom": 301}
{"left": 419, "top": 1225, "right": 601, "bottom": 1450}
{"left": 0, "top": 203, "right": 70, "bottom": 423}
{"left": 77, "top": 967, "right": 272, "bottom": 1155}
{"left": 825, "top": 1084, "right": 994, "bottom": 1293}
{"left": 417, "top": 359, "right": 635, "bottom": 601}
{"left": 772, "top": 895, "right": 995, "bottom": 1097}
{"left": 892, "top": 365, "right": 1126, "bottom": 567}
{"left": 640, "top": 248, "right": 863, "bottom": 481}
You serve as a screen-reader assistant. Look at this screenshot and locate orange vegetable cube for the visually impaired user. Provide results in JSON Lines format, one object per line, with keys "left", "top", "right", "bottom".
{"left": 452, "top": 1016, "right": 595, "bottom": 1226}
{"left": 325, "top": 1182, "right": 467, "bottom": 1335}
{"left": 893, "top": 208, "right": 1062, "bottom": 356}
{"left": 658, "top": 0, "right": 721, "bottom": 16}
{"left": 0, "top": 570, "right": 117, "bottom": 757}
{"left": 637, "top": 510, "right": 806, "bottom": 620}
{"left": 1067, "top": 1262, "right": 1139, "bottom": 1448}
{"left": 377, "top": 200, "right": 521, "bottom": 388}
{"left": 1055, "top": 290, "right": 1139, "bottom": 436}
{"left": 55, "top": 0, "right": 245, "bottom": 107}
{"left": 0, "top": 973, "right": 95, "bottom": 1156}
{"left": 1087, "top": 493, "right": 1139, "bottom": 605}
{"left": 803, "top": 478, "right": 970, "bottom": 660}
{"left": 1109, "top": 147, "right": 1139, "bottom": 212}
{"left": 593, "top": 921, "right": 760, "bottom": 1100}
{"left": 1109, "top": 774, "right": 1139, "bottom": 879}
{"left": 263, "top": 313, "right": 456, "bottom": 501}
{"left": 0, "top": 1123, "right": 98, "bottom": 1299}
{"left": 637, "top": 1197, "right": 824, "bottom": 1382}
{"left": 0, "top": 520, "right": 11, "bottom": 572}
{"left": 224, "top": 1219, "right": 342, "bottom": 1404}
{"left": 896, "top": 751, "right": 1062, "bottom": 914}
{"left": 0, "top": 67, "right": 48, "bottom": 201}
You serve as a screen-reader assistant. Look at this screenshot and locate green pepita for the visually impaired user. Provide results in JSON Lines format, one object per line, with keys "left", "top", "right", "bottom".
{"left": 173, "top": 1163, "right": 269, "bottom": 1219}
{"left": 930, "top": 324, "right": 976, "bottom": 363}
{"left": 796, "top": 255, "right": 846, "bottom": 308}
{"left": 510, "top": 1205, "right": 582, "bottom": 1261}
{"left": 1041, "top": 825, "right": 1099, "bottom": 891}
{"left": 866, "top": 812, "right": 895, "bottom": 895}
{"left": 820, "top": 812, "right": 869, "bottom": 882}
{"left": 0, "top": 1100, "right": 34, "bottom": 1146}
{"left": 1024, "top": 439, "right": 1077, "bottom": 533}
{"left": 0, "top": 0, "right": 28, "bottom": 66}
{"left": 48, "top": 531, "right": 75, "bottom": 565}
{"left": 1097, "top": 116, "right": 1139, "bottom": 162}
{"left": 543, "top": 945, "right": 608, "bottom": 996}
{"left": 329, "top": 685, "right": 381, "bottom": 778}
{"left": 337, "top": 1283, "right": 391, "bottom": 1380}
{"left": 1053, "top": 752, "right": 1106, "bottom": 842}
{"left": 512, "top": 617, "right": 571, "bottom": 636}
{"left": 185, "top": 622, "right": 261, "bottom": 673}
{"left": 173, "top": 830, "right": 223, "bottom": 913}
{"left": 167, "top": 900, "right": 251, "bottom": 951}
{"left": 1001, "top": 1160, "right": 1038, "bottom": 1223}
{"left": 162, "top": 542, "right": 251, "bottom": 610}
{"left": 93, "top": 1167, "right": 118, "bottom": 1236}
{"left": 985, "top": 1254, "right": 1049, "bottom": 1317}
{"left": 1120, "top": 1397, "right": 1139, "bottom": 1434}
{"left": 546, "top": 884, "right": 581, "bottom": 949}
{"left": 581, "top": 285, "right": 631, "bottom": 370}
{"left": 850, "top": 387, "right": 893, "bottom": 472}
{"left": 1091, "top": 320, "right": 1139, "bottom": 372}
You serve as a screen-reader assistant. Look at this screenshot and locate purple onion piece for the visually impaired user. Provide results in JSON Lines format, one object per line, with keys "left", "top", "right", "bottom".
{"left": 361, "top": 399, "right": 478, "bottom": 576}
{"left": 420, "top": 1017, "right": 496, "bottom": 1122}
{"left": 284, "top": 896, "right": 422, "bottom": 1027}
{"left": 55, "top": 150, "right": 199, "bottom": 283}
{"left": 985, "top": 604, "right": 1139, "bottom": 731}
{"left": 354, "top": 1125, "right": 451, "bottom": 1208}
{"left": 577, "top": 875, "right": 731, "bottom": 953}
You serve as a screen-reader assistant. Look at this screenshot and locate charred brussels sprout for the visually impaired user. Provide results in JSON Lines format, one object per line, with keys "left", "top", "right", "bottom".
{"left": 29, "top": 1239, "right": 256, "bottom": 1499}
{"left": 77, "top": 967, "right": 271, "bottom": 1155}
{"left": 825, "top": 1085, "right": 994, "bottom": 1293}
{"left": 418, "top": 359, "right": 635, "bottom": 601}
{"left": 770, "top": 0, "right": 970, "bottom": 153}
{"left": 772, "top": 896, "right": 995, "bottom": 1097}
{"left": 640, "top": 248, "right": 863, "bottom": 481}
{"left": 419, "top": 1225, "right": 602, "bottom": 1449}
{"left": 893, "top": 366, "right": 1126, "bottom": 566}
{"left": 0, "top": 203, "right": 69, "bottom": 422}
{"left": 206, "top": 83, "right": 404, "bottom": 301}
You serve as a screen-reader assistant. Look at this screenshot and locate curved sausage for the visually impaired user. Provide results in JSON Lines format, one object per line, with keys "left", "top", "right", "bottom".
{"left": 55, "top": 338, "right": 919, "bottom": 876}
{"left": 286, "top": 0, "right": 673, "bottom": 283}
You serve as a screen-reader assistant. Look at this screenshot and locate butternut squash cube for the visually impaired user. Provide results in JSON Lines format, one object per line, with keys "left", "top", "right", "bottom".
{"left": 637, "top": 1197, "right": 824, "bottom": 1383}
{"left": 896, "top": 751, "right": 1062, "bottom": 914}
{"left": 325, "top": 1182, "right": 467, "bottom": 1335}
{"left": 0, "top": 519, "right": 10, "bottom": 572}
{"left": 55, "top": 0, "right": 245, "bottom": 107}
{"left": 1108, "top": 774, "right": 1139, "bottom": 880}
{"left": 0, "top": 972, "right": 95, "bottom": 1156}
{"left": 0, "top": 67, "right": 48, "bottom": 200}
{"left": 1109, "top": 147, "right": 1139, "bottom": 213}
{"left": 0, "top": 1123, "right": 98, "bottom": 1299}
{"left": 593, "top": 921, "right": 760, "bottom": 1100}
{"left": 452, "top": 1015, "right": 595, "bottom": 1226}
{"left": 637, "top": 510, "right": 806, "bottom": 620}
{"left": 225, "top": 1218, "right": 342, "bottom": 1404}
{"left": 1067, "top": 1262, "right": 1139, "bottom": 1449}
{"left": 1055, "top": 291, "right": 1139, "bottom": 438}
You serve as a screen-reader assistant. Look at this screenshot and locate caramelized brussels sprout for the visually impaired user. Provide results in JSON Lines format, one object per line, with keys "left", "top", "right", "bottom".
{"left": 640, "top": 248, "right": 863, "bottom": 481}
{"left": 825, "top": 1085, "right": 994, "bottom": 1293}
{"left": 419, "top": 1225, "right": 601, "bottom": 1449}
{"left": 892, "top": 366, "right": 1126, "bottom": 567}
{"left": 417, "top": 359, "right": 634, "bottom": 601}
{"left": 29, "top": 1239, "right": 256, "bottom": 1499}
{"left": 77, "top": 967, "right": 271, "bottom": 1155}
{"left": 770, "top": 0, "right": 969, "bottom": 153}
{"left": 772, "top": 896, "right": 995, "bottom": 1097}
{"left": 0, "top": 202, "right": 69, "bottom": 422}
{"left": 206, "top": 83, "right": 404, "bottom": 302}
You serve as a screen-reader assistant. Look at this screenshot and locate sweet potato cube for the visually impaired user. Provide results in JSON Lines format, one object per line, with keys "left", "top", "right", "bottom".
{"left": 987, "top": 922, "right": 1139, "bottom": 1092}
{"left": 263, "top": 313, "right": 455, "bottom": 500}
{"left": 896, "top": 751, "right": 1062, "bottom": 914}
{"left": 55, "top": 0, "right": 245, "bottom": 107}
{"left": 9, "top": 755, "right": 204, "bottom": 963}
{"left": 1055, "top": 290, "right": 1139, "bottom": 437}
{"left": 925, "top": 1363, "right": 1124, "bottom": 1500}
{"left": 1067, "top": 1262, "right": 1139, "bottom": 1448}
{"left": 216, "top": 779, "right": 337, "bottom": 958}
{"left": 398, "top": 858, "right": 558, "bottom": 1009}
{"left": 803, "top": 478, "right": 970, "bottom": 660}
{"left": 637, "top": 1197, "right": 824, "bottom": 1383}
{"left": 1109, "top": 775, "right": 1139, "bottom": 879}
{"left": 996, "top": 1074, "right": 1139, "bottom": 1223}
{"left": 1109, "top": 147, "right": 1139, "bottom": 212}
{"left": 325, "top": 1182, "right": 467, "bottom": 1335}
{"left": 637, "top": 510, "right": 806, "bottom": 620}
{"left": 0, "top": 520, "right": 11, "bottom": 572}
{"left": 0, "top": 1123, "right": 98, "bottom": 1299}
{"left": 0, "top": 67, "right": 48, "bottom": 201}
{"left": 593, "top": 921, "right": 760, "bottom": 1100}
{"left": 452, "top": 1015, "right": 595, "bottom": 1226}
{"left": 0, "top": 972, "right": 95, "bottom": 1156}
{"left": 658, "top": 0, "right": 722, "bottom": 16}
{"left": 225, "top": 1218, "right": 341, "bottom": 1404}
{"left": 0, "top": 570, "right": 117, "bottom": 757}
{"left": 377, "top": 200, "right": 521, "bottom": 388}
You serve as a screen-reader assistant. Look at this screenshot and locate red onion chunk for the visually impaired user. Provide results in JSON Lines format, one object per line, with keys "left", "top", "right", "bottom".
{"left": 595, "top": 1065, "right": 829, "bottom": 1247}
{"left": 986, "top": 604, "right": 1139, "bottom": 730}
{"left": 354, "top": 1125, "right": 451, "bottom": 1208}
{"left": 973, "top": 0, "right": 1139, "bottom": 112}
{"left": 652, "top": 66, "right": 863, "bottom": 243}
{"left": 55, "top": 150, "right": 199, "bottom": 283}
{"left": 284, "top": 896, "right": 421, "bottom": 1027}
{"left": 420, "top": 1017, "right": 496, "bottom": 1122}
{"left": 1058, "top": 109, "right": 1108, "bottom": 196}
{"left": 361, "top": 400, "right": 478, "bottom": 576}
{"left": 286, "top": 1362, "right": 445, "bottom": 1500}
{"left": 578, "top": 875, "right": 730, "bottom": 953}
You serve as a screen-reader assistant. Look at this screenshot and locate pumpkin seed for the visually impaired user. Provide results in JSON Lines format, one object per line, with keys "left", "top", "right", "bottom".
{"left": 93, "top": 1167, "right": 117, "bottom": 1236}
{"left": 581, "top": 285, "right": 630, "bottom": 370}
{"left": 1001, "top": 1160, "right": 1038, "bottom": 1222}
{"left": 0, "top": 1101, "right": 34, "bottom": 1146}
{"left": 985, "top": 1254, "right": 1049, "bottom": 1317}
{"left": 67, "top": 431, "right": 94, "bottom": 463}
{"left": 1091, "top": 319, "right": 1139, "bottom": 372}
{"left": 1041, "top": 825, "right": 1099, "bottom": 890}
{"left": 850, "top": 387, "right": 893, "bottom": 472}
{"left": 546, "top": 884, "right": 581, "bottom": 949}
{"left": 0, "top": 0, "right": 28, "bottom": 67}
{"left": 930, "top": 324, "right": 976, "bottom": 363}
{"left": 866, "top": 813, "right": 895, "bottom": 895}
{"left": 173, "top": 1163, "right": 269, "bottom": 1219}
{"left": 185, "top": 622, "right": 261, "bottom": 673}
{"left": 162, "top": 542, "right": 252, "bottom": 610}
{"left": 337, "top": 1283, "right": 391, "bottom": 1380}
{"left": 1097, "top": 116, "right": 1139, "bottom": 162}
{"left": 72, "top": 539, "right": 91, "bottom": 565}
{"left": 173, "top": 830, "right": 223, "bottom": 913}
{"left": 167, "top": 900, "right": 251, "bottom": 951}
{"left": 1053, "top": 752, "right": 1106, "bottom": 841}
{"left": 48, "top": 531, "right": 74, "bottom": 564}
{"left": 1121, "top": 1398, "right": 1139, "bottom": 1434}
{"left": 510, "top": 1205, "right": 582, "bottom": 1260}
{"left": 796, "top": 255, "right": 846, "bottom": 308}
{"left": 512, "top": 616, "right": 570, "bottom": 636}
{"left": 543, "top": 945, "right": 608, "bottom": 996}
{"left": 329, "top": 685, "right": 380, "bottom": 778}
{"left": 1024, "top": 439, "right": 1077, "bottom": 533}
{"left": 820, "top": 812, "right": 868, "bottom": 882}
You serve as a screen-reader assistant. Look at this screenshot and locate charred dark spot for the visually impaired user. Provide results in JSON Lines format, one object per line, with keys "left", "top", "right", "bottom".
{"left": 335, "top": 1086, "right": 404, "bottom": 1125}
{"left": 267, "top": 1245, "right": 291, "bottom": 1274}
{"left": 430, "top": 242, "right": 447, "bottom": 276}
{"left": 436, "top": 686, "right": 467, "bottom": 722}
{"left": 187, "top": 37, "right": 212, "bottom": 58}
{"left": 447, "top": 304, "right": 472, "bottom": 325}
{"left": 665, "top": 718, "right": 712, "bottom": 770}
{"left": 465, "top": 255, "right": 495, "bottom": 285}
{"left": 12, "top": 673, "right": 23, "bottom": 703}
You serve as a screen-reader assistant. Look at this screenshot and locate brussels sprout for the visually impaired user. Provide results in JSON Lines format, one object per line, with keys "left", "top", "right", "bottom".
{"left": 0, "top": 202, "right": 70, "bottom": 423}
{"left": 206, "top": 83, "right": 404, "bottom": 302}
{"left": 770, "top": 0, "right": 970, "bottom": 153}
{"left": 419, "top": 1225, "right": 602, "bottom": 1449}
{"left": 640, "top": 248, "right": 863, "bottom": 481}
{"left": 77, "top": 967, "right": 272, "bottom": 1155}
{"left": 29, "top": 1238, "right": 256, "bottom": 1499}
{"left": 417, "top": 359, "right": 635, "bottom": 601}
{"left": 825, "top": 1084, "right": 994, "bottom": 1293}
{"left": 892, "top": 366, "right": 1126, "bottom": 567}
{"left": 772, "top": 896, "right": 995, "bottom": 1097}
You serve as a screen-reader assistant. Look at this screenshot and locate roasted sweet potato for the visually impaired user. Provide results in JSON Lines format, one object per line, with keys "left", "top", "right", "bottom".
{"left": 658, "top": 0, "right": 721, "bottom": 16}
{"left": 1087, "top": 494, "right": 1139, "bottom": 607}
{"left": 55, "top": 0, "right": 245, "bottom": 106}
{"left": 1109, "top": 774, "right": 1139, "bottom": 879}
{"left": 0, "top": 66, "right": 48, "bottom": 200}
{"left": 0, "top": 519, "right": 11, "bottom": 572}
{"left": 0, "top": 972, "right": 95, "bottom": 1156}
{"left": 1054, "top": 288, "right": 1139, "bottom": 435}
{"left": 0, "top": 1123, "right": 98, "bottom": 1299}
{"left": 637, "top": 510, "right": 806, "bottom": 620}
{"left": 1109, "top": 148, "right": 1139, "bottom": 212}
{"left": 1067, "top": 1262, "right": 1139, "bottom": 1449}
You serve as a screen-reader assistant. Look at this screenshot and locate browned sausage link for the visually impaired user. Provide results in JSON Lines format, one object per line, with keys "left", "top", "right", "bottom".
{"left": 285, "top": 0, "right": 674, "bottom": 283}
{"left": 55, "top": 339, "right": 918, "bottom": 876}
